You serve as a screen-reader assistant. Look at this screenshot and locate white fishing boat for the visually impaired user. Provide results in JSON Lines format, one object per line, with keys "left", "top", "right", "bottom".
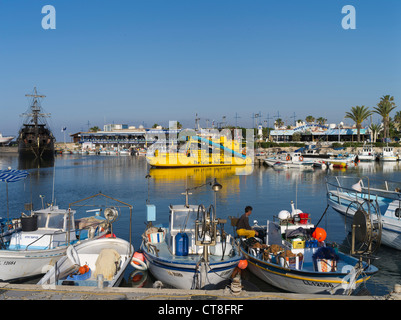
{"left": 264, "top": 152, "right": 314, "bottom": 170}
{"left": 237, "top": 201, "right": 379, "bottom": 294}
{"left": 358, "top": 145, "right": 377, "bottom": 161}
{"left": 326, "top": 175, "right": 401, "bottom": 250}
{"left": 379, "top": 146, "right": 398, "bottom": 162}
{"left": 0, "top": 185, "right": 131, "bottom": 282}
{"left": 0, "top": 204, "right": 110, "bottom": 282}
{"left": 139, "top": 181, "right": 242, "bottom": 290}
{"left": 38, "top": 237, "right": 134, "bottom": 287}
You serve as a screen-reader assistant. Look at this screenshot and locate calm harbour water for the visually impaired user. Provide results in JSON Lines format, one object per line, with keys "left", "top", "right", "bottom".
{"left": 1, "top": 153, "right": 401, "bottom": 296}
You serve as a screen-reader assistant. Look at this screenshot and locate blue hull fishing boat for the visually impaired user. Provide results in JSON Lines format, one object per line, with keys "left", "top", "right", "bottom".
{"left": 237, "top": 201, "right": 379, "bottom": 294}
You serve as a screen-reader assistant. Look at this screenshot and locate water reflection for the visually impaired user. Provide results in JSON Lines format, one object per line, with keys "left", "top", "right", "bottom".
{"left": 18, "top": 156, "right": 55, "bottom": 170}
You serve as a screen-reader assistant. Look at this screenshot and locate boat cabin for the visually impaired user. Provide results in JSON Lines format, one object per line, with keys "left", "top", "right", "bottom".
{"left": 8, "top": 206, "right": 78, "bottom": 250}
{"left": 361, "top": 145, "right": 374, "bottom": 154}
{"left": 168, "top": 205, "right": 204, "bottom": 255}
{"left": 383, "top": 146, "right": 394, "bottom": 156}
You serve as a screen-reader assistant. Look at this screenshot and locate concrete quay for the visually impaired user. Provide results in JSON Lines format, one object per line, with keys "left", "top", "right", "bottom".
{"left": 0, "top": 282, "right": 395, "bottom": 301}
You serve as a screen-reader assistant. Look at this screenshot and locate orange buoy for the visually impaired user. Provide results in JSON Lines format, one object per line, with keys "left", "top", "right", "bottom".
{"left": 105, "top": 233, "right": 116, "bottom": 238}
{"left": 132, "top": 251, "right": 145, "bottom": 265}
{"left": 238, "top": 259, "right": 248, "bottom": 270}
{"left": 79, "top": 266, "right": 87, "bottom": 274}
{"left": 299, "top": 156, "right": 304, "bottom": 161}
{"left": 312, "top": 227, "right": 327, "bottom": 242}
{"left": 286, "top": 155, "right": 291, "bottom": 161}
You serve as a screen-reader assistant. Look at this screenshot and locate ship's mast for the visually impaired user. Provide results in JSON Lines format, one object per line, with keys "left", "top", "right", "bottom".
{"left": 21, "top": 87, "right": 51, "bottom": 127}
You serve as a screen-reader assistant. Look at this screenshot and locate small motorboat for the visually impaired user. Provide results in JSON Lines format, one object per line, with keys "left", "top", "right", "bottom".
{"left": 38, "top": 237, "right": 134, "bottom": 287}
{"left": 236, "top": 201, "right": 379, "bottom": 294}
{"left": 265, "top": 152, "right": 314, "bottom": 170}
{"left": 139, "top": 181, "right": 243, "bottom": 290}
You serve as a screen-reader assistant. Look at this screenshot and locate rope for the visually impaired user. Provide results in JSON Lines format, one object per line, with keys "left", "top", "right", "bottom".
{"left": 315, "top": 204, "right": 329, "bottom": 228}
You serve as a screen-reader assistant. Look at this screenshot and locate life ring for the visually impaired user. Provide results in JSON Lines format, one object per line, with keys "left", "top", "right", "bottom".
{"left": 131, "top": 257, "right": 148, "bottom": 270}
{"left": 66, "top": 245, "right": 80, "bottom": 266}
{"left": 299, "top": 156, "right": 304, "bottom": 161}
{"left": 286, "top": 155, "right": 291, "bottom": 161}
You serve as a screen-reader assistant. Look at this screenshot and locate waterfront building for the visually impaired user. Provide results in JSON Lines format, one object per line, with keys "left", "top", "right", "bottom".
{"left": 70, "top": 125, "right": 181, "bottom": 151}
{"left": 269, "top": 123, "right": 369, "bottom": 143}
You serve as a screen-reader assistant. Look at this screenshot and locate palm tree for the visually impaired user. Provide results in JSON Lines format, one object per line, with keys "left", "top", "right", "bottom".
{"left": 316, "top": 117, "right": 327, "bottom": 125}
{"left": 275, "top": 118, "right": 284, "bottom": 128}
{"left": 305, "top": 116, "right": 315, "bottom": 124}
{"left": 89, "top": 126, "right": 100, "bottom": 132}
{"left": 369, "top": 123, "right": 382, "bottom": 143}
{"left": 393, "top": 111, "right": 401, "bottom": 131}
{"left": 373, "top": 95, "right": 397, "bottom": 140}
{"left": 344, "top": 105, "right": 372, "bottom": 142}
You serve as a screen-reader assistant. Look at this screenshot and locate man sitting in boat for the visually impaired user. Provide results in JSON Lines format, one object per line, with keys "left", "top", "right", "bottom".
{"left": 236, "top": 206, "right": 259, "bottom": 238}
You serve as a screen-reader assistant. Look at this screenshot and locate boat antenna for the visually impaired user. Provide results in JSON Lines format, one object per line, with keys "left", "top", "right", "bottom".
{"left": 51, "top": 162, "right": 56, "bottom": 206}
{"left": 145, "top": 173, "right": 151, "bottom": 205}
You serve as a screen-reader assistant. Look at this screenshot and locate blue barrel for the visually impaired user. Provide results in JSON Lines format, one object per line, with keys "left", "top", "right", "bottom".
{"left": 175, "top": 233, "right": 189, "bottom": 256}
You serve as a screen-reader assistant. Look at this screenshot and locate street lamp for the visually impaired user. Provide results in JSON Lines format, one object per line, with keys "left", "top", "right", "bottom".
{"left": 211, "top": 178, "right": 222, "bottom": 211}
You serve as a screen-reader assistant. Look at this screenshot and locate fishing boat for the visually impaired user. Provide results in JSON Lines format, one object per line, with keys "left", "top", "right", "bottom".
{"left": 0, "top": 203, "right": 111, "bottom": 282}
{"left": 236, "top": 201, "right": 379, "bottom": 294}
{"left": 379, "top": 146, "right": 398, "bottom": 162}
{"left": 146, "top": 134, "right": 251, "bottom": 168}
{"left": 264, "top": 152, "right": 315, "bottom": 170}
{"left": 326, "top": 175, "right": 401, "bottom": 251}
{"left": 17, "top": 87, "right": 55, "bottom": 160}
{"left": 0, "top": 188, "right": 131, "bottom": 282}
{"left": 139, "top": 181, "right": 242, "bottom": 289}
{"left": 358, "top": 145, "right": 377, "bottom": 161}
{"left": 38, "top": 237, "right": 134, "bottom": 287}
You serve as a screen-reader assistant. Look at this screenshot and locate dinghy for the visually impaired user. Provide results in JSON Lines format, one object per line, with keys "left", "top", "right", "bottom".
{"left": 38, "top": 237, "right": 134, "bottom": 287}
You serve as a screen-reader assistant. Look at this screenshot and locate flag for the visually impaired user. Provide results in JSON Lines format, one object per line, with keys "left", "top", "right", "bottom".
{"left": 61, "top": 127, "right": 67, "bottom": 132}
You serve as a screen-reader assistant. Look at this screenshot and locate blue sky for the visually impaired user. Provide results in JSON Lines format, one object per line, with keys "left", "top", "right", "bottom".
{"left": 1, "top": 0, "right": 400, "bottom": 141}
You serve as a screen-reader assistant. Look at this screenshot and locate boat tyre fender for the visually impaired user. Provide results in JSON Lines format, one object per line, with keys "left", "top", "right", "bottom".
{"left": 131, "top": 257, "right": 148, "bottom": 270}
{"left": 286, "top": 155, "right": 291, "bottom": 161}
{"left": 299, "top": 156, "right": 304, "bottom": 161}
{"left": 67, "top": 245, "right": 80, "bottom": 266}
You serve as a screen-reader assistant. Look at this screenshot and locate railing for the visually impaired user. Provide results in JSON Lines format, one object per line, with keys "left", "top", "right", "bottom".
{"left": 326, "top": 175, "right": 401, "bottom": 201}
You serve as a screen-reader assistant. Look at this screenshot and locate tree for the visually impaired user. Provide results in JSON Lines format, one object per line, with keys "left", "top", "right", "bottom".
{"left": 152, "top": 123, "right": 160, "bottom": 128}
{"left": 393, "top": 111, "right": 401, "bottom": 131}
{"left": 344, "top": 105, "right": 372, "bottom": 142}
{"left": 316, "top": 117, "right": 327, "bottom": 125}
{"left": 305, "top": 116, "right": 315, "bottom": 124}
{"left": 275, "top": 118, "right": 284, "bottom": 128}
{"left": 373, "top": 95, "right": 397, "bottom": 140}
{"left": 89, "top": 126, "right": 100, "bottom": 132}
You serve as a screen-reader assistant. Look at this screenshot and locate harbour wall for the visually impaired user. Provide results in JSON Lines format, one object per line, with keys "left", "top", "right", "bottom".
{"left": 0, "top": 282, "right": 393, "bottom": 300}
